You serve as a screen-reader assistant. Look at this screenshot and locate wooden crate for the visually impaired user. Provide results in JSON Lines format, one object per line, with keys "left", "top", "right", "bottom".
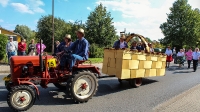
{"left": 139, "top": 61, "right": 152, "bottom": 69}
{"left": 129, "top": 60, "right": 139, "bottom": 69}
{"left": 145, "top": 69, "right": 157, "bottom": 77}
{"left": 151, "top": 61, "right": 163, "bottom": 69}
{"left": 156, "top": 69, "right": 165, "bottom": 76}
{"left": 116, "top": 69, "right": 131, "bottom": 79}
{"left": 131, "top": 69, "right": 145, "bottom": 78}
{"left": 107, "top": 67, "right": 116, "bottom": 75}
{"left": 115, "top": 50, "right": 132, "bottom": 59}
{"left": 132, "top": 54, "right": 146, "bottom": 60}
{"left": 116, "top": 59, "right": 129, "bottom": 69}
{"left": 104, "top": 49, "right": 116, "bottom": 58}
{"left": 146, "top": 55, "right": 158, "bottom": 61}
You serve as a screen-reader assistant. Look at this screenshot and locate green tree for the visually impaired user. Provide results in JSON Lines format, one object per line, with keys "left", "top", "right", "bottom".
{"left": 85, "top": 3, "right": 117, "bottom": 48}
{"left": 160, "top": 0, "right": 200, "bottom": 48}
{"left": 14, "top": 25, "right": 34, "bottom": 40}
{"left": 36, "top": 15, "right": 70, "bottom": 52}
{"left": 0, "top": 34, "right": 8, "bottom": 60}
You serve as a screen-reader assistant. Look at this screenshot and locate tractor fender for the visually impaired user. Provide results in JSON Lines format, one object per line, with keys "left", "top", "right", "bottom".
{"left": 19, "top": 81, "right": 40, "bottom": 100}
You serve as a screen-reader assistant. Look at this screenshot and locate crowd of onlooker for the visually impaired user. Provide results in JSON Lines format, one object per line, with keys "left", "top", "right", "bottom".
{"left": 165, "top": 46, "right": 200, "bottom": 72}
{"left": 5, "top": 36, "right": 46, "bottom": 63}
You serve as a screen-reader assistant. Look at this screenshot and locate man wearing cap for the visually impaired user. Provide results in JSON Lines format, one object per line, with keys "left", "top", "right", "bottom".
{"left": 56, "top": 34, "right": 73, "bottom": 71}
{"left": 68, "top": 28, "right": 89, "bottom": 72}
{"left": 6, "top": 36, "right": 17, "bottom": 64}
{"left": 113, "top": 34, "right": 128, "bottom": 49}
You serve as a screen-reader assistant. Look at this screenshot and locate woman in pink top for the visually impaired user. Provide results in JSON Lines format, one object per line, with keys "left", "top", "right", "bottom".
{"left": 185, "top": 48, "right": 193, "bottom": 69}
{"left": 36, "top": 40, "right": 46, "bottom": 55}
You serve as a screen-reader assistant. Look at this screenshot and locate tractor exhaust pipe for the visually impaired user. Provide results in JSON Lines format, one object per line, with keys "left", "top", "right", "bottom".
{"left": 39, "top": 39, "right": 43, "bottom": 72}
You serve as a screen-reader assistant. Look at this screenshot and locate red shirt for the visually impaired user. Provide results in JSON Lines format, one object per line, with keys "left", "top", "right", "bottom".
{"left": 18, "top": 42, "right": 27, "bottom": 51}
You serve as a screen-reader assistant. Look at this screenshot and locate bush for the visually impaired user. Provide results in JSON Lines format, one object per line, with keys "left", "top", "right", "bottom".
{"left": 0, "top": 34, "right": 8, "bottom": 60}
{"left": 89, "top": 44, "right": 103, "bottom": 58}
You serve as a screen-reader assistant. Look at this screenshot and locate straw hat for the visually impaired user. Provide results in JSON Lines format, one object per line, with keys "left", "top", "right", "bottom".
{"left": 65, "top": 34, "right": 71, "bottom": 40}
{"left": 76, "top": 28, "right": 85, "bottom": 36}
{"left": 119, "top": 34, "right": 125, "bottom": 39}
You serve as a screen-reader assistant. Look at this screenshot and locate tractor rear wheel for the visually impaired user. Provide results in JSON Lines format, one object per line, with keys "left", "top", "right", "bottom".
{"left": 7, "top": 85, "right": 36, "bottom": 111}
{"left": 53, "top": 82, "right": 66, "bottom": 90}
{"left": 67, "top": 70, "right": 98, "bottom": 103}
{"left": 129, "top": 78, "right": 142, "bottom": 88}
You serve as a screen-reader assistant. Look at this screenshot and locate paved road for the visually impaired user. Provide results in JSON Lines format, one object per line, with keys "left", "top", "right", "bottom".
{"left": 0, "top": 63, "right": 200, "bottom": 112}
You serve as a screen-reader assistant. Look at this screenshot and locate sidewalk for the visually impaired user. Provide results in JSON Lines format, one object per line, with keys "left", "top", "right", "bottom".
{"left": 0, "top": 64, "right": 10, "bottom": 73}
{"left": 153, "top": 84, "right": 200, "bottom": 112}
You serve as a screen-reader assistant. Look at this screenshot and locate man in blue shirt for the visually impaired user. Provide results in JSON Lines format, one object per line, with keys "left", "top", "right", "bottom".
{"left": 192, "top": 48, "right": 200, "bottom": 72}
{"left": 113, "top": 34, "right": 128, "bottom": 49}
{"left": 69, "top": 28, "right": 89, "bottom": 72}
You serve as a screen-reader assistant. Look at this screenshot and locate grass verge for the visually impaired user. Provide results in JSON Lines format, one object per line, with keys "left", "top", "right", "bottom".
{"left": 88, "top": 58, "right": 103, "bottom": 63}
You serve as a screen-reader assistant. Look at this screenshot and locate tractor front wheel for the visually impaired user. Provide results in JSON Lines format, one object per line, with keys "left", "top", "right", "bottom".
{"left": 7, "top": 85, "right": 36, "bottom": 111}
{"left": 67, "top": 70, "right": 98, "bottom": 103}
{"left": 129, "top": 78, "right": 142, "bottom": 88}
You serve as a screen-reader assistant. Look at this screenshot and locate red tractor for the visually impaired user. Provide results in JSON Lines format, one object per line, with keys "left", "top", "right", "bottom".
{"left": 3, "top": 44, "right": 100, "bottom": 111}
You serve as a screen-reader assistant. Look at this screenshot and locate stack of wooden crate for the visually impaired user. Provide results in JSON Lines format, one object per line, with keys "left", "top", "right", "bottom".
{"left": 102, "top": 49, "right": 166, "bottom": 79}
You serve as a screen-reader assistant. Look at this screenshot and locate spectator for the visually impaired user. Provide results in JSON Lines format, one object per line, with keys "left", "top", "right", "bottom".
{"left": 18, "top": 38, "right": 27, "bottom": 56}
{"left": 192, "top": 48, "right": 200, "bottom": 72}
{"left": 185, "top": 48, "right": 193, "bottom": 69}
{"left": 53, "top": 40, "right": 60, "bottom": 56}
{"left": 149, "top": 43, "right": 154, "bottom": 52}
{"left": 113, "top": 34, "right": 128, "bottom": 49}
{"left": 28, "top": 39, "right": 36, "bottom": 56}
{"left": 165, "top": 46, "right": 173, "bottom": 68}
{"left": 6, "top": 36, "right": 17, "bottom": 64}
{"left": 176, "top": 49, "right": 185, "bottom": 68}
{"left": 36, "top": 40, "right": 46, "bottom": 55}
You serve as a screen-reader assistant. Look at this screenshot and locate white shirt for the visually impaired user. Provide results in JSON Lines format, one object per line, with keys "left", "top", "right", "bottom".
{"left": 150, "top": 48, "right": 154, "bottom": 52}
{"left": 120, "top": 41, "right": 125, "bottom": 48}
{"left": 192, "top": 52, "right": 200, "bottom": 60}
{"left": 6, "top": 41, "right": 17, "bottom": 53}
{"left": 173, "top": 49, "right": 176, "bottom": 54}
{"left": 177, "top": 52, "right": 184, "bottom": 56}
{"left": 165, "top": 49, "right": 172, "bottom": 56}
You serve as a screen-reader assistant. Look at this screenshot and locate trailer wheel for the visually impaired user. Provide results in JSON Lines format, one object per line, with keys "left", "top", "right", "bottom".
{"left": 67, "top": 70, "right": 98, "bottom": 103}
{"left": 5, "top": 74, "right": 12, "bottom": 91}
{"left": 129, "top": 78, "right": 142, "bottom": 88}
{"left": 53, "top": 82, "right": 66, "bottom": 90}
{"left": 7, "top": 85, "right": 36, "bottom": 111}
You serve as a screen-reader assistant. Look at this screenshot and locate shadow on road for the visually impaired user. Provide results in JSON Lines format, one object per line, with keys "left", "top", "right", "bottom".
{"left": 0, "top": 78, "right": 158, "bottom": 110}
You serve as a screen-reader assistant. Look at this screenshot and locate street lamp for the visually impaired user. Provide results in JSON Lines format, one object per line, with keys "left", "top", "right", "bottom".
{"left": 52, "top": 0, "right": 54, "bottom": 54}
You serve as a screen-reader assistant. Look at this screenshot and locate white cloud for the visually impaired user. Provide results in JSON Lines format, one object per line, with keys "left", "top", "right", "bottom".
{"left": 68, "top": 20, "right": 75, "bottom": 23}
{"left": 11, "top": 3, "right": 34, "bottom": 14}
{"left": 11, "top": 0, "right": 45, "bottom": 14}
{"left": 0, "top": 19, "right": 4, "bottom": 22}
{"left": 87, "top": 7, "right": 91, "bottom": 10}
{"left": 96, "top": 0, "right": 197, "bottom": 40}
{"left": 0, "top": 0, "right": 9, "bottom": 7}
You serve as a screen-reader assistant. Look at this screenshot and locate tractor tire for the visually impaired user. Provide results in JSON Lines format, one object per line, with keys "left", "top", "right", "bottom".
{"left": 66, "top": 70, "right": 98, "bottom": 103}
{"left": 7, "top": 85, "right": 36, "bottom": 111}
{"left": 4, "top": 74, "right": 12, "bottom": 91}
{"left": 53, "top": 82, "right": 66, "bottom": 90}
{"left": 129, "top": 78, "right": 142, "bottom": 88}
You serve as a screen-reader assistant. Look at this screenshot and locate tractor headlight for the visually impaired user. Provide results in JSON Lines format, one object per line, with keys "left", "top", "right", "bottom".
{"left": 22, "top": 65, "right": 28, "bottom": 73}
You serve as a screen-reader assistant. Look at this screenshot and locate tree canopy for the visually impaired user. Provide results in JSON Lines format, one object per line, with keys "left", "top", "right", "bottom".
{"left": 14, "top": 25, "right": 34, "bottom": 40}
{"left": 160, "top": 0, "right": 200, "bottom": 49}
{"left": 85, "top": 3, "right": 117, "bottom": 48}
{"left": 0, "top": 34, "right": 8, "bottom": 60}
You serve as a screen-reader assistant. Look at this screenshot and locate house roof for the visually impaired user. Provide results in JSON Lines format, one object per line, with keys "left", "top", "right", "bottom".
{"left": 0, "top": 26, "right": 22, "bottom": 37}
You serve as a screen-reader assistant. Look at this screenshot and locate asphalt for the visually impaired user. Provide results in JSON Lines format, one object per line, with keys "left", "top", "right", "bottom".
{"left": 1, "top": 63, "right": 200, "bottom": 111}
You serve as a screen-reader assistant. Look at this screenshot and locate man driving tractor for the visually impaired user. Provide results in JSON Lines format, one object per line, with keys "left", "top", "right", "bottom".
{"left": 57, "top": 28, "right": 89, "bottom": 74}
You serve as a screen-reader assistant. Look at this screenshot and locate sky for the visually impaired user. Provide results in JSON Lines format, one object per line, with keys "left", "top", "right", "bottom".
{"left": 0, "top": 0, "right": 199, "bottom": 41}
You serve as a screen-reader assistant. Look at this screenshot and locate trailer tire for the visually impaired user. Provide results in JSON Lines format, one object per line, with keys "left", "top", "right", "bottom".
{"left": 67, "top": 70, "right": 98, "bottom": 103}
{"left": 53, "top": 83, "right": 66, "bottom": 90}
{"left": 129, "top": 78, "right": 142, "bottom": 88}
{"left": 7, "top": 85, "right": 36, "bottom": 112}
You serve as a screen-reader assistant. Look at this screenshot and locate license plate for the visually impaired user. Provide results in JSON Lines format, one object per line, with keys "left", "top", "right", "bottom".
{"left": 3, "top": 76, "right": 11, "bottom": 81}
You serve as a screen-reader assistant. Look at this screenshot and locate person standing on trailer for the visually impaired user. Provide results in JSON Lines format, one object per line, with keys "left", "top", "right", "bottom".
{"left": 113, "top": 34, "right": 128, "bottom": 49}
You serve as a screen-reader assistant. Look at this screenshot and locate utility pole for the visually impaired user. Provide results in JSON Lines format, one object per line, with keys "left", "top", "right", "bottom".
{"left": 52, "top": 0, "right": 54, "bottom": 54}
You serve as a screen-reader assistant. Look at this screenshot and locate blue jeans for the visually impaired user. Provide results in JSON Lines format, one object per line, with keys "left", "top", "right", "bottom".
{"left": 69, "top": 54, "right": 84, "bottom": 71}
{"left": 18, "top": 51, "right": 26, "bottom": 56}
{"left": 7, "top": 51, "right": 15, "bottom": 64}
